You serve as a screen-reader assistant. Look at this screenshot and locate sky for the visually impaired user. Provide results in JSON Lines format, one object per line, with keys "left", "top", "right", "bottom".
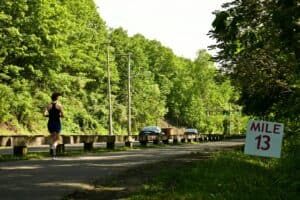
{"left": 94, "top": 0, "right": 229, "bottom": 60}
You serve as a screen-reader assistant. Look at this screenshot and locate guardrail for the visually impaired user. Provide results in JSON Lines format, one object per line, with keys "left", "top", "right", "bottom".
{"left": 0, "top": 134, "right": 230, "bottom": 156}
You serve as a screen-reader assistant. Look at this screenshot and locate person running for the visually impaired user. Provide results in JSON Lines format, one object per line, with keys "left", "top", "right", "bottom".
{"left": 44, "top": 92, "right": 64, "bottom": 159}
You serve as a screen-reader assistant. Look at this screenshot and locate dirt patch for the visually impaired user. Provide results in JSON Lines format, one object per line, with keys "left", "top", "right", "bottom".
{"left": 64, "top": 152, "right": 212, "bottom": 200}
{"left": 0, "top": 122, "right": 19, "bottom": 134}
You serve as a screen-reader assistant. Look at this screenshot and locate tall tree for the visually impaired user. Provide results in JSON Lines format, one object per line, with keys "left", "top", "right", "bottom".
{"left": 0, "top": 0, "right": 109, "bottom": 132}
{"left": 0, "top": 0, "right": 245, "bottom": 135}
{"left": 167, "top": 50, "right": 241, "bottom": 133}
{"left": 209, "top": 0, "right": 299, "bottom": 119}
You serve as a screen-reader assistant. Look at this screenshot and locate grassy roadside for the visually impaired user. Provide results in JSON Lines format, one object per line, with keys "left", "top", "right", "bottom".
{"left": 65, "top": 143, "right": 299, "bottom": 200}
{"left": 0, "top": 148, "right": 116, "bottom": 162}
{"left": 130, "top": 152, "right": 285, "bottom": 200}
{"left": 128, "top": 135, "right": 299, "bottom": 200}
{"left": 0, "top": 143, "right": 178, "bottom": 162}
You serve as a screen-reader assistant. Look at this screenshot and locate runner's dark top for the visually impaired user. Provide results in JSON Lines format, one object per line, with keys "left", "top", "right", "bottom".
{"left": 47, "top": 103, "right": 61, "bottom": 133}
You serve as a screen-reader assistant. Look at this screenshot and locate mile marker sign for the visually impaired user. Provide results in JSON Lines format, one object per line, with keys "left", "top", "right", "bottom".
{"left": 244, "top": 120, "right": 284, "bottom": 158}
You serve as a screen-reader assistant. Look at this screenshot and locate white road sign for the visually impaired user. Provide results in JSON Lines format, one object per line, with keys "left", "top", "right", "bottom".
{"left": 244, "top": 120, "right": 284, "bottom": 158}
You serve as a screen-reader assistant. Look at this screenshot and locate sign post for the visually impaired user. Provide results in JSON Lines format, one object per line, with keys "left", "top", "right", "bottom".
{"left": 244, "top": 120, "right": 284, "bottom": 158}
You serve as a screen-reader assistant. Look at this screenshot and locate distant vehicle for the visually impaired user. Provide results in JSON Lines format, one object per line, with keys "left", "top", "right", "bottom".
{"left": 139, "top": 126, "right": 162, "bottom": 136}
{"left": 184, "top": 128, "right": 198, "bottom": 135}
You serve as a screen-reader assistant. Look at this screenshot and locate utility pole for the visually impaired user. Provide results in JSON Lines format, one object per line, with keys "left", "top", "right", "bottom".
{"left": 229, "top": 103, "right": 231, "bottom": 135}
{"left": 127, "top": 53, "right": 131, "bottom": 136}
{"left": 107, "top": 46, "right": 113, "bottom": 135}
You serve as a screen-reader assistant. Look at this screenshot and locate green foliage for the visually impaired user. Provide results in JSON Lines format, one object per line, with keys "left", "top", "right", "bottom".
{"left": 209, "top": 0, "right": 299, "bottom": 120}
{"left": 278, "top": 132, "right": 300, "bottom": 197}
{"left": 0, "top": 84, "right": 14, "bottom": 122}
{"left": 0, "top": 0, "right": 242, "bottom": 135}
{"left": 209, "top": 4, "right": 299, "bottom": 194}
{"left": 130, "top": 150, "right": 299, "bottom": 200}
{"left": 167, "top": 50, "right": 246, "bottom": 134}
{"left": 0, "top": 0, "right": 109, "bottom": 134}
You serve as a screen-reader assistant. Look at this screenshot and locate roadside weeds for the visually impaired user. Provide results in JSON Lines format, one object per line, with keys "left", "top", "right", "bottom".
{"left": 64, "top": 149, "right": 230, "bottom": 200}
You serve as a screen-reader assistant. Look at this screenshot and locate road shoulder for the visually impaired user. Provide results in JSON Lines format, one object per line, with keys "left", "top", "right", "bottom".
{"left": 65, "top": 145, "right": 242, "bottom": 200}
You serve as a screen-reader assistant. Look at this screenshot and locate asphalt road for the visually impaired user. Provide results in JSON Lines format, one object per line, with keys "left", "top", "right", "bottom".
{"left": 0, "top": 139, "right": 244, "bottom": 200}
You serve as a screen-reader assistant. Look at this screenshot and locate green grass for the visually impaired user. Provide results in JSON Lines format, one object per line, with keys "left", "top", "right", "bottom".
{"left": 0, "top": 146, "right": 135, "bottom": 162}
{"left": 0, "top": 142, "right": 177, "bottom": 162}
{"left": 129, "top": 151, "right": 298, "bottom": 200}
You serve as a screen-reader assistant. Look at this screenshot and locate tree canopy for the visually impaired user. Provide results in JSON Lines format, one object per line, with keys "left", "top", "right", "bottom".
{"left": 0, "top": 0, "right": 245, "bottom": 135}
{"left": 209, "top": 0, "right": 299, "bottom": 121}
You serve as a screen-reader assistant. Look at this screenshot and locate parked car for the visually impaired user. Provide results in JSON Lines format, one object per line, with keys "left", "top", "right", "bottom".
{"left": 184, "top": 128, "right": 198, "bottom": 135}
{"left": 139, "top": 126, "right": 162, "bottom": 136}
{"left": 139, "top": 126, "right": 165, "bottom": 145}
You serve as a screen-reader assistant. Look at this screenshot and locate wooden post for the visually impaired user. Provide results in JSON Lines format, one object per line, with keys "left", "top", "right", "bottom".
{"left": 173, "top": 138, "right": 178, "bottom": 144}
{"left": 84, "top": 142, "right": 94, "bottom": 151}
{"left": 106, "top": 135, "right": 115, "bottom": 149}
{"left": 106, "top": 142, "right": 115, "bottom": 149}
{"left": 56, "top": 144, "right": 65, "bottom": 154}
{"left": 140, "top": 141, "right": 147, "bottom": 146}
{"left": 13, "top": 146, "right": 27, "bottom": 156}
{"left": 125, "top": 135, "right": 134, "bottom": 147}
{"left": 50, "top": 144, "right": 65, "bottom": 155}
{"left": 125, "top": 141, "right": 133, "bottom": 147}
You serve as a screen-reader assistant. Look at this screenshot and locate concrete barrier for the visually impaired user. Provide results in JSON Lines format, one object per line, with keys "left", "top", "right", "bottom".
{"left": 0, "top": 133, "right": 227, "bottom": 156}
